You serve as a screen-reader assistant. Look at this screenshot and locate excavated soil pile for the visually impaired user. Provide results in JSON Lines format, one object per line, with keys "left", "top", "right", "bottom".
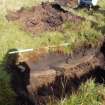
{"left": 6, "top": 2, "right": 84, "bottom": 34}
{"left": 6, "top": 39, "right": 105, "bottom": 105}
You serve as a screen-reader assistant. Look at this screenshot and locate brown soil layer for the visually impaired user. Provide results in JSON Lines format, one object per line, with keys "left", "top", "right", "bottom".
{"left": 6, "top": 39, "right": 105, "bottom": 105}
{"left": 6, "top": 2, "right": 84, "bottom": 35}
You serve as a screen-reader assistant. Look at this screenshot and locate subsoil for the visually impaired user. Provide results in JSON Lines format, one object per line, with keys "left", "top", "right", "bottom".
{"left": 6, "top": 2, "right": 84, "bottom": 35}
{"left": 6, "top": 37, "right": 105, "bottom": 105}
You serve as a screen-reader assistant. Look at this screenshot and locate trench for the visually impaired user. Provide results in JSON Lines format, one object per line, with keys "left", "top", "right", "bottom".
{"left": 5, "top": 39, "right": 105, "bottom": 105}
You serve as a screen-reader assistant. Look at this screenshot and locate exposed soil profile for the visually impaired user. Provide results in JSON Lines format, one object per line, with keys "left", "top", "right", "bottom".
{"left": 6, "top": 2, "right": 84, "bottom": 35}
{"left": 6, "top": 38, "right": 105, "bottom": 105}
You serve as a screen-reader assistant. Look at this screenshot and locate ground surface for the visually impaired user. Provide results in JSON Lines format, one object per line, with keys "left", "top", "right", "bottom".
{"left": 0, "top": 0, "right": 105, "bottom": 105}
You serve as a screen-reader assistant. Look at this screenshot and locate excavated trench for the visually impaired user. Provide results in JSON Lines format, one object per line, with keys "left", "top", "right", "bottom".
{"left": 6, "top": 38, "right": 105, "bottom": 105}
{"left": 6, "top": 2, "right": 84, "bottom": 35}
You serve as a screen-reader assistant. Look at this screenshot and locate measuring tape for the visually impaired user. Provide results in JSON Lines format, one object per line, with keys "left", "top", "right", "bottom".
{"left": 8, "top": 43, "right": 70, "bottom": 54}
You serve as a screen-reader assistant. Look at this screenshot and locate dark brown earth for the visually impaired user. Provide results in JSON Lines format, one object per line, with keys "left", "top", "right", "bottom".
{"left": 6, "top": 38, "right": 105, "bottom": 105}
{"left": 6, "top": 2, "right": 84, "bottom": 35}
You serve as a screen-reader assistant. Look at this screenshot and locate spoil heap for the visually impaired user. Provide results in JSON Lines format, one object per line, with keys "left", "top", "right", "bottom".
{"left": 6, "top": 2, "right": 84, "bottom": 34}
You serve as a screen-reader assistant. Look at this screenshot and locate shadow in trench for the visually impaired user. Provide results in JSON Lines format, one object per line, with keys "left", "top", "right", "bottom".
{"left": 5, "top": 49, "right": 36, "bottom": 105}
{"left": 82, "top": 66, "right": 105, "bottom": 84}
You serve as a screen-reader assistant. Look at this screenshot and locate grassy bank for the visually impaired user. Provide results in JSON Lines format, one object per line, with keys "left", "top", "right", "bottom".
{"left": 0, "top": 0, "right": 105, "bottom": 105}
{"left": 56, "top": 80, "right": 105, "bottom": 105}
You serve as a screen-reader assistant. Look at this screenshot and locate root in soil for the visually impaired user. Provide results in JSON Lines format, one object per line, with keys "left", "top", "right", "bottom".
{"left": 6, "top": 2, "right": 84, "bottom": 35}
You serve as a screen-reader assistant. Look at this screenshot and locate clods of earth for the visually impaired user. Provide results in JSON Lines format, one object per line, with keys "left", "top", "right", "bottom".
{"left": 6, "top": 2, "right": 84, "bottom": 35}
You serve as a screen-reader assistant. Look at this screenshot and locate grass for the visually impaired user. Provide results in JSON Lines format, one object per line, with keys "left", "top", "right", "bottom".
{"left": 56, "top": 80, "right": 105, "bottom": 105}
{"left": 0, "top": 0, "right": 105, "bottom": 105}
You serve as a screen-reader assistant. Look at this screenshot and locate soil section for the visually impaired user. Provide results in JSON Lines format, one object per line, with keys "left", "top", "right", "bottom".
{"left": 6, "top": 2, "right": 84, "bottom": 35}
{"left": 6, "top": 39, "right": 105, "bottom": 105}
